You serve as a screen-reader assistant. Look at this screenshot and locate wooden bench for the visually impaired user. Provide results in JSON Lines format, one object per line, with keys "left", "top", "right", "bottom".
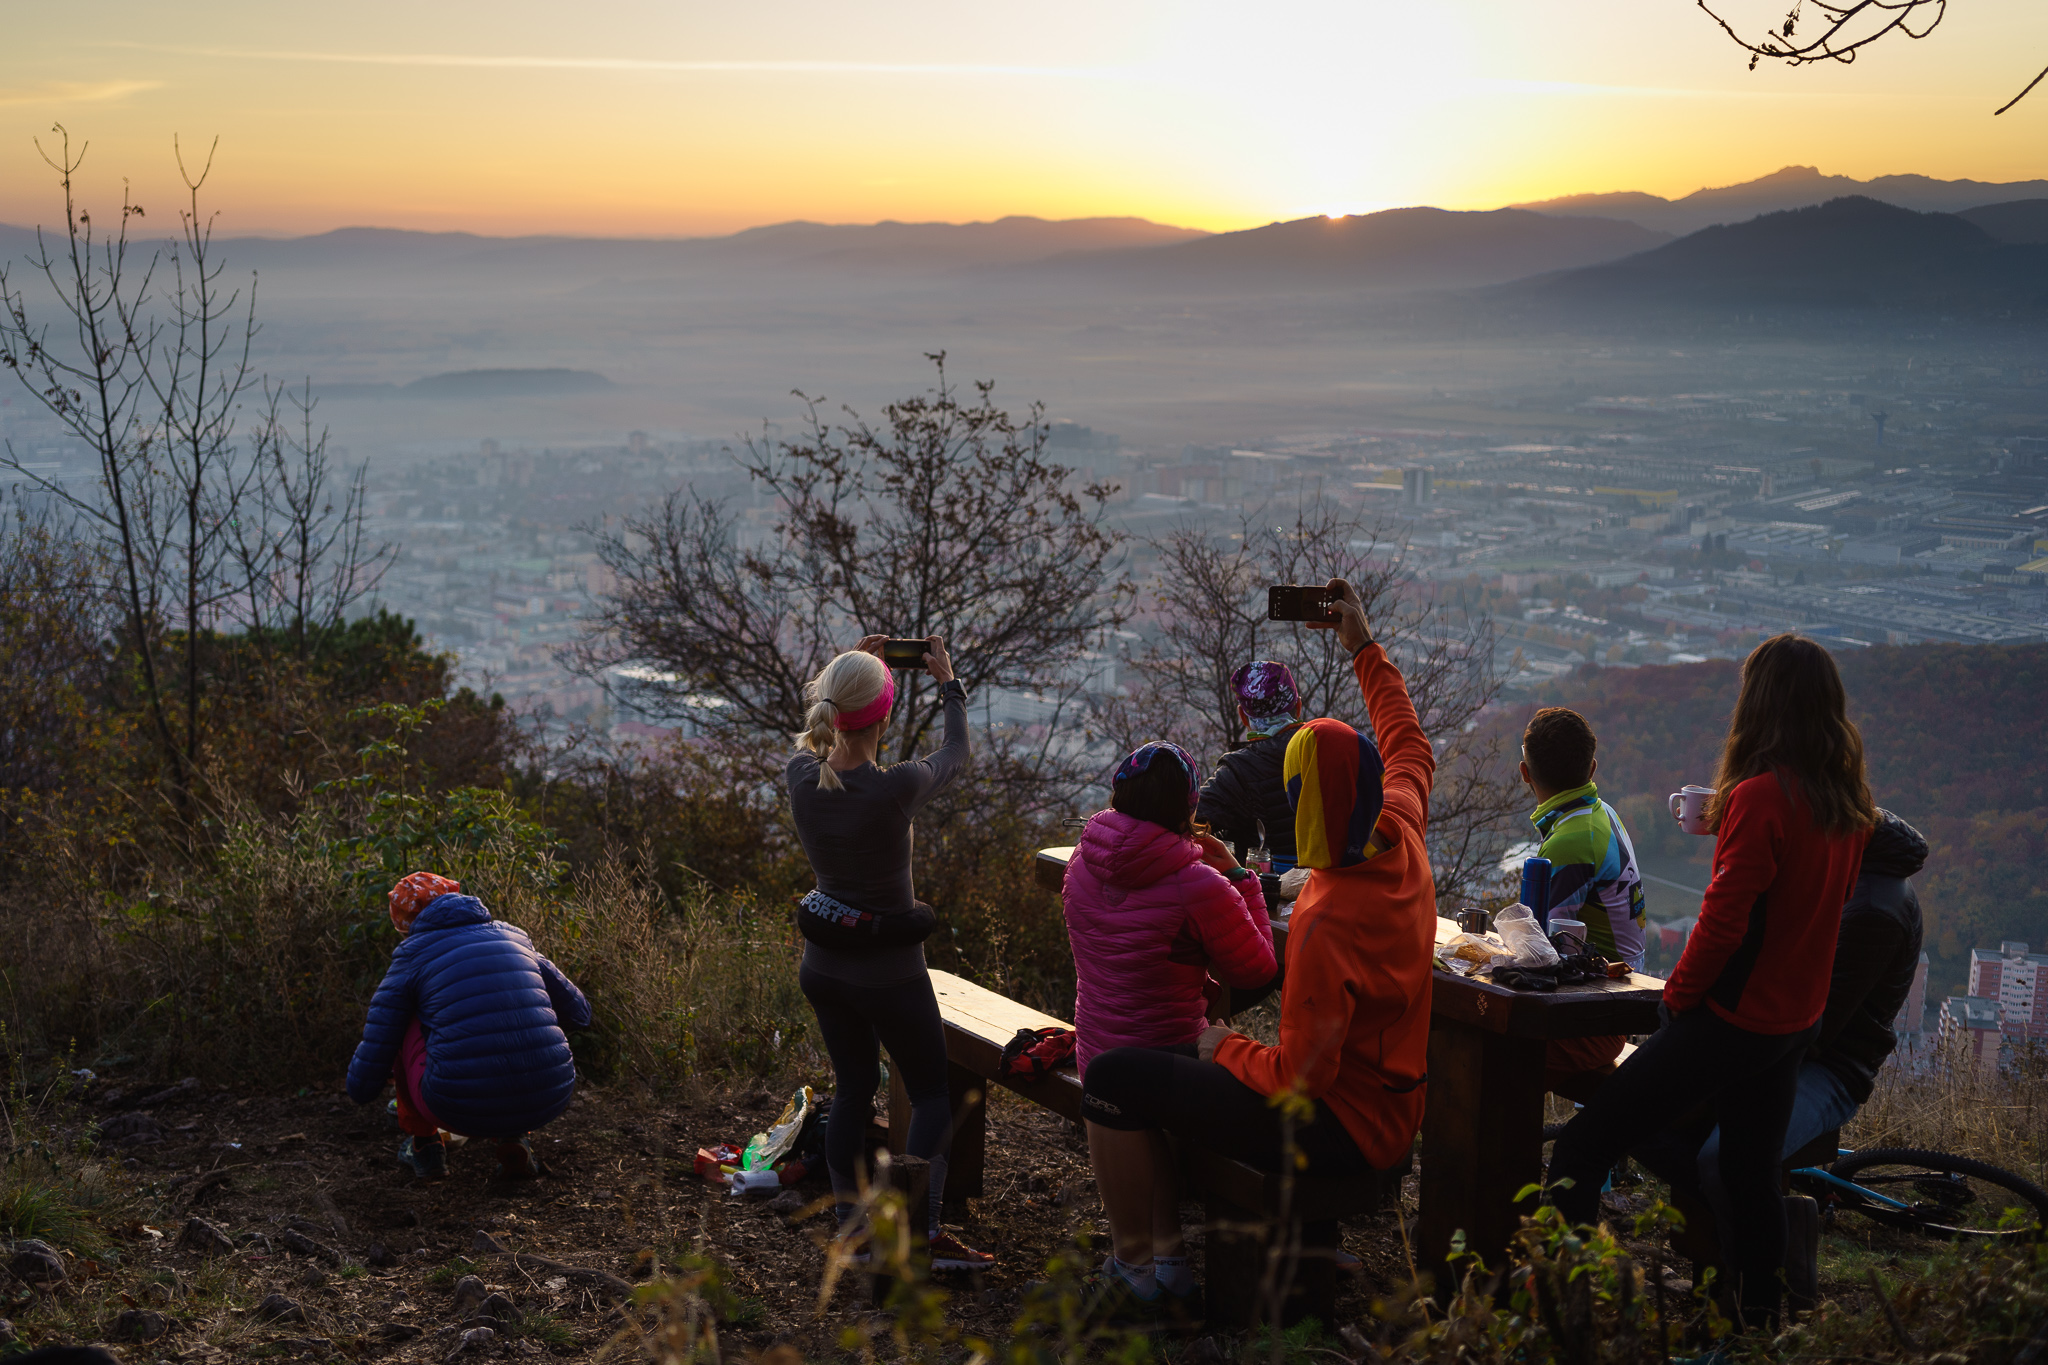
{"left": 887, "top": 968, "right": 1408, "bottom": 1327}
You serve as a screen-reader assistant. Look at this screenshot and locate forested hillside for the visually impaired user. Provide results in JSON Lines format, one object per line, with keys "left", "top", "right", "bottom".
{"left": 1504, "top": 644, "right": 2048, "bottom": 997}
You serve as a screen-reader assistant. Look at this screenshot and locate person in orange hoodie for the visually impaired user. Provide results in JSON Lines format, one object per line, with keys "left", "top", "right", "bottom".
{"left": 1076, "top": 577, "right": 1436, "bottom": 1317}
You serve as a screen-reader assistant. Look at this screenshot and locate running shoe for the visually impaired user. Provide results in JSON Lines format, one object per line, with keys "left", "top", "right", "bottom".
{"left": 397, "top": 1134, "right": 447, "bottom": 1180}
{"left": 926, "top": 1230, "right": 995, "bottom": 1272}
{"left": 1075, "top": 1263, "right": 1163, "bottom": 1326}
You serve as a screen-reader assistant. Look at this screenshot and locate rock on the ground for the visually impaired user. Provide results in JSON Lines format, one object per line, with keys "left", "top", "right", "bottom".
{"left": 97, "top": 1112, "right": 163, "bottom": 1146}
{"left": 8, "top": 1240, "right": 66, "bottom": 1289}
{"left": 366, "top": 1241, "right": 399, "bottom": 1268}
{"left": 177, "top": 1216, "right": 236, "bottom": 1257}
{"left": 446, "top": 1325, "right": 496, "bottom": 1360}
{"left": 253, "top": 1292, "right": 306, "bottom": 1323}
{"left": 116, "top": 1308, "right": 172, "bottom": 1341}
{"left": 275, "top": 1336, "right": 336, "bottom": 1357}
{"left": 768, "top": 1189, "right": 807, "bottom": 1217}
{"left": 448, "top": 1274, "right": 490, "bottom": 1313}
{"left": 133, "top": 1076, "right": 203, "bottom": 1108}
{"left": 0, "top": 1318, "right": 15, "bottom": 1346}
{"left": 279, "top": 1227, "right": 343, "bottom": 1266}
{"left": 300, "top": 1264, "right": 329, "bottom": 1289}
{"left": 478, "top": 1292, "right": 516, "bottom": 1321}
{"left": 370, "top": 1323, "right": 424, "bottom": 1343}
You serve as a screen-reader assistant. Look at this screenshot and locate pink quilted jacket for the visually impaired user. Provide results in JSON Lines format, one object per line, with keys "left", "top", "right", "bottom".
{"left": 1062, "top": 810, "right": 1276, "bottom": 1076}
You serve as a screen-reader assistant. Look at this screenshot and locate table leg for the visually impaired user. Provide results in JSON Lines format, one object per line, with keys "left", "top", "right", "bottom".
{"left": 1418, "top": 1018, "right": 1548, "bottom": 1302}
{"left": 884, "top": 1062, "right": 987, "bottom": 1204}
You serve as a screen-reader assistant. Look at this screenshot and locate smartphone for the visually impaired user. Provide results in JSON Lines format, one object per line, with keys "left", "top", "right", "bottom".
{"left": 881, "top": 638, "right": 932, "bottom": 669}
{"left": 1268, "top": 585, "right": 1338, "bottom": 623}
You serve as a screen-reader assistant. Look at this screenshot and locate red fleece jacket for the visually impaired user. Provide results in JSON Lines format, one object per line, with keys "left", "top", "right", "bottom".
{"left": 1663, "top": 770, "right": 1868, "bottom": 1035}
{"left": 1213, "top": 643, "right": 1436, "bottom": 1170}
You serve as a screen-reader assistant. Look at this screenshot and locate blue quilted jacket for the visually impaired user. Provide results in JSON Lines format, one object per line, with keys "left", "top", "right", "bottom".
{"left": 344, "top": 894, "right": 592, "bottom": 1138}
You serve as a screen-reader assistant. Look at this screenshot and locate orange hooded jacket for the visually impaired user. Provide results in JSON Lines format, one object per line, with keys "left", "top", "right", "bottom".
{"left": 1212, "top": 642, "right": 1437, "bottom": 1170}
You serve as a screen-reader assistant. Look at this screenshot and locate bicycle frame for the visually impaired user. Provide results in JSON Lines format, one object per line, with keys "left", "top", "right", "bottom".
{"left": 1790, "top": 1164, "right": 1912, "bottom": 1212}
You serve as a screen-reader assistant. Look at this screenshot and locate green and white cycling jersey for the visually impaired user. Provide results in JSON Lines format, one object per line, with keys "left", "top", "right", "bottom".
{"left": 1529, "top": 780, "right": 1647, "bottom": 969}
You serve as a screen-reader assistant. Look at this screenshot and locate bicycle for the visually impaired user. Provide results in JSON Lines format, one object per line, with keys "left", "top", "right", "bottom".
{"left": 1538, "top": 1123, "right": 2048, "bottom": 1242}
{"left": 1791, "top": 1147, "right": 2048, "bottom": 1242}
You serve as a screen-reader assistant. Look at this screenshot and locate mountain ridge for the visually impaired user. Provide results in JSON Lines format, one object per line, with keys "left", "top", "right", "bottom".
{"left": 1513, "top": 165, "right": 2048, "bottom": 235}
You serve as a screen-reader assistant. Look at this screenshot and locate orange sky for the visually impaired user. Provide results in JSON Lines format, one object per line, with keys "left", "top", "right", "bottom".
{"left": 4, "top": 0, "right": 2046, "bottom": 237}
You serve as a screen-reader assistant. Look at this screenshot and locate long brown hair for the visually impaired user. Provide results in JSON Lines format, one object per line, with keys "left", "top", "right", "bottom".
{"left": 1709, "top": 634, "right": 1877, "bottom": 837}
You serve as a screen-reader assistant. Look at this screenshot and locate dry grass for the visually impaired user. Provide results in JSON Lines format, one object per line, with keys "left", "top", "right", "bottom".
{"left": 1849, "top": 1037, "right": 2048, "bottom": 1186}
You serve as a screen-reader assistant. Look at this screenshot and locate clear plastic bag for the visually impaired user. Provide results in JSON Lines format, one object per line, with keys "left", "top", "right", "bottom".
{"left": 1492, "top": 903, "right": 1561, "bottom": 969}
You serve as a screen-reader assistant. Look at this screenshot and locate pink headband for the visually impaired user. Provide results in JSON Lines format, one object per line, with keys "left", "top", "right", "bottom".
{"left": 830, "top": 669, "right": 894, "bottom": 731}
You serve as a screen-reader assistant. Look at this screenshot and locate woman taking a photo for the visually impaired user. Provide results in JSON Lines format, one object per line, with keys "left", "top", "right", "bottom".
{"left": 787, "top": 634, "right": 992, "bottom": 1271}
{"left": 1549, "top": 633, "right": 1875, "bottom": 1333}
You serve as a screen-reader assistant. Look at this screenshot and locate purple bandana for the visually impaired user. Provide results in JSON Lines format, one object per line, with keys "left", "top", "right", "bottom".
{"left": 1113, "top": 741, "right": 1200, "bottom": 806}
{"left": 1232, "top": 660, "right": 1300, "bottom": 737}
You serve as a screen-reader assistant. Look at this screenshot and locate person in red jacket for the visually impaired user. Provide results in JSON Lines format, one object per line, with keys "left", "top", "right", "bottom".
{"left": 1061, "top": 741, "right": 1276, "bottom": 1308}
{"left": 1548, "top": 633, "right": 1875, "bottom": 1333}
{"left": 1077, "top": 578, "right": 1436, "bottom": 1318}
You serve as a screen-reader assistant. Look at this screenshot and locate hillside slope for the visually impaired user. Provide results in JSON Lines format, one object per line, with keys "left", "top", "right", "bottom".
{"left": 1523, "top": 196, "right": 2048, "bottom": 315}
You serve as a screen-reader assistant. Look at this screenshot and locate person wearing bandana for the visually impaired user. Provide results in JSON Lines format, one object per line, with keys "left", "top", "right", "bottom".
{"left": 1077, "top": 579, "right": 1437, "bottom": 1318}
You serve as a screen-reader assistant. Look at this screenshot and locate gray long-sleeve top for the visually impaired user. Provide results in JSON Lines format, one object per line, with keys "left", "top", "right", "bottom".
{"left": 786, "top": 682, "right": 969, "bottom": 984}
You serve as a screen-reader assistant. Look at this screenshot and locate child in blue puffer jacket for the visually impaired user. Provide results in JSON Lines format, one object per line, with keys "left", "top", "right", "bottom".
{"left": 346, "top": 872, "right": 592, "bottom": 1181}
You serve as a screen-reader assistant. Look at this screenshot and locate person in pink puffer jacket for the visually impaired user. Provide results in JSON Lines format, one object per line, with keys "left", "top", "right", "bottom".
{"left": 1063, "top": 741, "right": 1277, "bottom": 1305}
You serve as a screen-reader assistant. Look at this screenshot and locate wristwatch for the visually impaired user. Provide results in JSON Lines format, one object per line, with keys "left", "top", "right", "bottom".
{"left": 939, "top": 678, "right": 968, "bottom": 702}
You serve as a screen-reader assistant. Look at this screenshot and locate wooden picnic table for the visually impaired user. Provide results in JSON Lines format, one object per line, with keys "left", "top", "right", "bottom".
{"left": 1032, "top": 844, "right": 1664, "bottom": 1295}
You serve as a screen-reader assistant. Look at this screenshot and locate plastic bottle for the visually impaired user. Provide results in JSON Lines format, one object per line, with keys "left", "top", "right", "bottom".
{"left": 1520, "top": 856, "right": 1553, "bottom": 930}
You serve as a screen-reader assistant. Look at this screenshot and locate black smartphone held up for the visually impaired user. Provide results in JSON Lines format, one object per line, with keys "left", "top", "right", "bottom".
{"left": 880, "top": 638, "right": 933, "bottom": 669}
{"left": 1267, "top": 585, "right": 1338, "bottom": 624}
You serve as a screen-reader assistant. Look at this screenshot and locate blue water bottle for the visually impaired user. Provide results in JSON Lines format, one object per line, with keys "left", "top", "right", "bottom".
{"left": 1520, "top": 856, "right": 1553, "bottom": 930}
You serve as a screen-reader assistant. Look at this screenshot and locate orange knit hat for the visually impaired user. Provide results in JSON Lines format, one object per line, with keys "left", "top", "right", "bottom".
{"left": 389, "top": 871, "right": 461, "bottom": 936}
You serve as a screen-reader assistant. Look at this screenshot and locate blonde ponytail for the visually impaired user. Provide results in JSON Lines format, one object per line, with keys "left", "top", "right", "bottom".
{"left": 794, "top": 649, "right": 889, "bottom": 793}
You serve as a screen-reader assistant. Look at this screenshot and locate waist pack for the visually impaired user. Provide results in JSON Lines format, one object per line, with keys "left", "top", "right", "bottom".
{"left": 1001, "top": 1026, "right": 1077, "bottom": 1079}
{"left": 795, "top": 890, "right": 936, "bottom": 950}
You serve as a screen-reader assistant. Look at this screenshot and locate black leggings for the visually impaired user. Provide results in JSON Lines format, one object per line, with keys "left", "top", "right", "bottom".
{"left": 799, "top": 964, "right": 951, "bottom": 1232}
{"left": 1549, "top": 1008, "right": 1817, "bottom": 1330}
{"left": 1081, "top": 1045, "right": 1374, "bottom": 1178}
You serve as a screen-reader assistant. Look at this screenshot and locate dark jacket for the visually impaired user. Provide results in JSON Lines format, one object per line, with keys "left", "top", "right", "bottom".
{"left": 1810, "top": 812, "right": 1928, "bottom": 1104}
{"left": 1196, "top": 723, "right": 1303, "bottom": 865}
{"left": 345, "top": 894, "right": 592, "bottom": 1138}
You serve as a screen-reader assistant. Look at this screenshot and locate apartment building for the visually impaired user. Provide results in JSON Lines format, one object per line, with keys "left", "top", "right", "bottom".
{"left": 1968, "top": 941, "right": 2048, "bottom": 1041}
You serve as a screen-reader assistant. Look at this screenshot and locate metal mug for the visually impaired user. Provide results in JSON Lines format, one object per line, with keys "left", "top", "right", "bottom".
{"left": 1455, "top": 906, "right": 1491, "bottom": 935}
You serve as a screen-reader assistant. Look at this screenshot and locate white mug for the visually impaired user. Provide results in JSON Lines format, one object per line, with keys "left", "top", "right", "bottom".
{"left": 1668, "top": 784, "right": 1714, "bottom": 836}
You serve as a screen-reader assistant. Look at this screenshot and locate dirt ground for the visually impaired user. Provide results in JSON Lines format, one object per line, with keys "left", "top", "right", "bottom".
{"left": 3, "top": 1075, "right": 1908, "bottom": 1361}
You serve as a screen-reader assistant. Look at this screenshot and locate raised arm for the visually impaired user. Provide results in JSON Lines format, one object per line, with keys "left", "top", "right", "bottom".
{"left": 888, "top": 635, "right": 969, "bottom": 815}
{"left": 1319, "top": 578, "right": 1435, "bottom": 837}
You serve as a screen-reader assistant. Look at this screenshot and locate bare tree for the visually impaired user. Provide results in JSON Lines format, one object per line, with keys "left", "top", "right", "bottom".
{"left": 145, "top": 136, "right": 262, "bottom": 765}
{"left": 0, "top": 126, "right": 185, "bottom": 785}
{"left": 1697, "top": 0, "right": 2043, "bottom": 114}
{"left": 226, "top": 379, "right": 394, "bottom": 665}
{"left": 1, "top": 128, "right": 388, "bottom": 795}
{"left": 1096, "top": 503, "right": 1520, "bottom": 905}
{"left": 569, "top": 353, "right": 1129, "bottom": 776}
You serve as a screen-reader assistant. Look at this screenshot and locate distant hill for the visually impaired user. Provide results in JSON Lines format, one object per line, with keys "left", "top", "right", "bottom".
{"left": 1523, "top": 196, "right": 2048, "bottom": 315}
{"left": 1515, "top": 165, "right": 2048, "bottom": 235}
{"left": 0, "top": 215, "right": 1209, "bottom": 288}
{"left": 399, "top": 369, "right": 613, "bottom": 399}
{"left": 1033, "top": 207, "right": 1669, "bottom": 293}
{"left": 1960, "top": 199, "right": 2048, "bottom": 245}
{"left": 1498, "top": 643, "right": 2048, "bottom": 997}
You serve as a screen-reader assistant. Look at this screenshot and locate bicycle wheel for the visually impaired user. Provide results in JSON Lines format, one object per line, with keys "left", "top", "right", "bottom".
{"left": 1826, "top": 1147, "right": 2048, "bottom": 1241}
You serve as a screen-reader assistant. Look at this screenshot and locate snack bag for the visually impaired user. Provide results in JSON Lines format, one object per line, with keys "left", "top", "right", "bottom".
{"left": 741, "top": 1086, "right": 814, "bottom": 1171}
